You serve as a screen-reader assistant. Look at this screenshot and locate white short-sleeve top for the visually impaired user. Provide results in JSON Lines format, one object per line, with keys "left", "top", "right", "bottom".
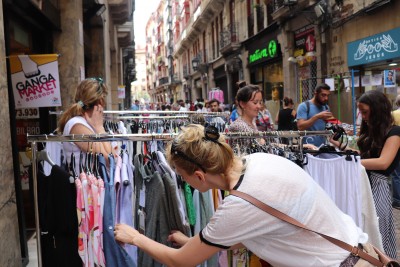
{"left": 63, "top": 116, "right": 96, "bottom": 169}
{"left": 200, "top": 153, "right": 368, "bottom": 267}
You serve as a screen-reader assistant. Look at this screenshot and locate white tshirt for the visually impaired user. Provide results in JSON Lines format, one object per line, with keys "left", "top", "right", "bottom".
{"left": 63, "top": 116, "right": 96, "bottom": 169}
{"left": 200, "top": 153, "right": 368, "bottom": 267}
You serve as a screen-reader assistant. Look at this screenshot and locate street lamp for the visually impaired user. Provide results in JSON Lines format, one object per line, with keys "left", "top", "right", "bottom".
{"left": 192, "top": 57, "right": 199, "bottom": 71}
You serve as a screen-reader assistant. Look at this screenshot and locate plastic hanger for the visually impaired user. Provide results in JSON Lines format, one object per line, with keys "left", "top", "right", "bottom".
{"left": 37, "top": 149, "right": 55, "bottom": 166}
{"left": 79, "top": 151, "right": 85, "bottom": 174}
{"left": 69, "top": 153, "right": 77, "bottom": 178}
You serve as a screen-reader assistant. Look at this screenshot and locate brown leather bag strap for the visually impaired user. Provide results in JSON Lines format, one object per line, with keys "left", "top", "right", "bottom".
{"left": 230, "top": 190, "right": 385, "bottom": 267}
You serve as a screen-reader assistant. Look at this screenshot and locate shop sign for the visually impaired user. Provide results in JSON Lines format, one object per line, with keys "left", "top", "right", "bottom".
{"left": 294, "top": 24, "right": 316, "bottom": 57}
{"left": 15, "top": 108, "right": 40, "bottom": 119}
{"left": 347, "top": 27, "right": 400, "bottom": 67}
{"left": 248, "top": 40, "right": 278, "bottom": 64}
{"left": 117, "top": 85, "right": 125, "bottom": 99}
{"left": 9, "top": 54, "right": 62, "bottom": 108}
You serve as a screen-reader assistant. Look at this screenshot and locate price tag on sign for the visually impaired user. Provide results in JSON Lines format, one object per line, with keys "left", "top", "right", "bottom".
{"left": 15, "top": 108, "right": 40, "bottom": 119}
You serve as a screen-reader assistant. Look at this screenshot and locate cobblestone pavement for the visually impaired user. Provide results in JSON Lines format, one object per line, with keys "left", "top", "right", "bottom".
{"left": 394, "top": 207, "right": 400, "bottom": 259}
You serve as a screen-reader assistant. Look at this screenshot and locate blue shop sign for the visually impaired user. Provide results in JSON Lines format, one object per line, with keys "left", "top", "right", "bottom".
{"left": 347, "top": 27, "right": 400, "bottom": 67}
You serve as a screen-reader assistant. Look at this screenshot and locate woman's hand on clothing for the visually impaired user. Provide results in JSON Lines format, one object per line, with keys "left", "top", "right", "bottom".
{"left": 114, "top": 223, "right": 139, "bottom": 245}
{"left": 114, "top": 224, "right": 222, "bottom": 267}
{"left": 84, "top": 104, "right": 106, "bottom": 134}
{"left": 167, "top": 230, "right": 190, "bottom": 247}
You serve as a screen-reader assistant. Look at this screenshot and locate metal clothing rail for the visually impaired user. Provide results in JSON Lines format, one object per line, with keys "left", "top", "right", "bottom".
{"left": 27, "top": 129, "right": 332, "bottom": 267}
{"left": 49, "top": 110, "right": 230, "bottom": 116}
{"left": 115, "top": 115, "right": 190, "bottom": 120}
{"left": 224, "top": 130, "right": 332, "bottom": 139}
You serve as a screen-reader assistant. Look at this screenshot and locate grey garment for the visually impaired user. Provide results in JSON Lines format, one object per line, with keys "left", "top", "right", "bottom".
{"left": 160, "top": 171, "right": 191, "bottom": 237}
{"left": 135, "top": 158, "right": 169, "bottom": 267}
{"left": 200, "top": 190, "right": 218, "bottom": 267}
{"left": 157, "top": 151, "right": 190, "bottom": 233}
{"left": 133, "top": 154, "right": 149, "bottom": 230}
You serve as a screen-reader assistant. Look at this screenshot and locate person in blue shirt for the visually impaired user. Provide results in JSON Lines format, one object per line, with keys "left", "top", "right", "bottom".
{"left": 131, "top": 100, "right": 140, "bottom": 111}
{"left": 296, "top": 83, "right": 333, "bottom": 147}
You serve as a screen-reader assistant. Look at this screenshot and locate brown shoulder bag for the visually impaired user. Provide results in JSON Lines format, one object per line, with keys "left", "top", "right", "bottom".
{"left": 230, "top": 190, "right": 399, "bottom": 267}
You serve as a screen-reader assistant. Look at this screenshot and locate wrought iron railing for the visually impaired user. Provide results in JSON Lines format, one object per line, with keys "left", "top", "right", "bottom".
{"left": 219, "top": 23, "right": 238, "bottom": 50}
{"left": 159, "top": 76, "right": 169, "bottom": 86}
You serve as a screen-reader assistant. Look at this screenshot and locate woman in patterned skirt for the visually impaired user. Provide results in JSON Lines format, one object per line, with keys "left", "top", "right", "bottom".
{"left": 357, "top": 90, "right": 400, "bottom": 258}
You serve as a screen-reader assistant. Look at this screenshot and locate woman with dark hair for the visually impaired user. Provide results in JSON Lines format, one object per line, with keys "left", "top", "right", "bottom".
{"left": 357, "top": 90, "right": 400, "bottom": 258}
{"left": 276, "top": 97, "right": 297, "bottom": 131}
{"left": 228, "top": 84, "right": 263, "bottom": 134}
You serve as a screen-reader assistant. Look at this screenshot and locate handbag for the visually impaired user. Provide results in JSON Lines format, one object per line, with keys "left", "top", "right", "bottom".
{"left": 230, "top": 190, "right": 399, "bottom": 267}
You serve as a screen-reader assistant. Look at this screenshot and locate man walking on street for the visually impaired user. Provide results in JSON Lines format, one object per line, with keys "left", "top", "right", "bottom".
{"left": 296, "top": 83, "right": 333, "bottom": 147}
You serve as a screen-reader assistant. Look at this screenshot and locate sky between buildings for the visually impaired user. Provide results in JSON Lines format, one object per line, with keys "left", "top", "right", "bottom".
{"left": 135, "top": 0, "right": 160, "bottom": 49}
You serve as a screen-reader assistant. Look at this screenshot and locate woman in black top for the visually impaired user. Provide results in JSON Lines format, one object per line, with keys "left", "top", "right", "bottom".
{"left": 276, "top": 97, "right": 297, "bottom": 130}
{"left": 356, "top": 90, "right": 400, "bottom": 258}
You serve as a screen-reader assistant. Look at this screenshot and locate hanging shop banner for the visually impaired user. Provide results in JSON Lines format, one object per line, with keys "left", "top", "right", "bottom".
{"left": 347, "top": 27, "right": 400, "bottom": 67}
{"left": 9, "top": 54, "right": 62, "bottom": 108}
{"left": 117, "top": 85, "right": 125, "bottom": 99}
{"left": 294, "top": 24, "right": 316, "bottom": 57}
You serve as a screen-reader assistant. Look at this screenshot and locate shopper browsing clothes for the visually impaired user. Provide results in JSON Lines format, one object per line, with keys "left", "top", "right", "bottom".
{"left": 58, "top": 77, "right": 112, "bottom": 160}
{"left": 114, "top": 124, "right": 368, "bottom": 266}
{"left": 296, "top": 83, "right": 334, "bottom": 147}
{"left": 355, "top": 90, "right": 400, "bottom": 258}
{"left": 227, "top": 84, "right": 266, "bottom": 150}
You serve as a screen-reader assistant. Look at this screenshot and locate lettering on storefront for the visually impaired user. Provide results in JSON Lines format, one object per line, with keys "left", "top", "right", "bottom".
{"left": 15, "top": 73, "right": 57, "bottom": 99}
{"left": 347, "top": 27, "right": 400, "bottom": 67}
{"left": 329, "top": 56, "right": 345, "bottom": 67}
{"left": 354, "top": 35, "right": 398, "bottom": 61}
{"left": 249, "top": 40, "right": 278, "bottom": 64}
{"left": 294, "top": 24, "right": 316, "bottom": 56}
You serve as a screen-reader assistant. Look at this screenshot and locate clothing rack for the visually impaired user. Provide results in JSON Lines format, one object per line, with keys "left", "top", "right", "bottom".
{"left": 27, "top": 129, "right": 332, "bottom": 267}
{"left": 49, "top": 110, "right": 230, "bottom": 116}
{"left": 27, "top": 133, "right": 177, "bottom": 267}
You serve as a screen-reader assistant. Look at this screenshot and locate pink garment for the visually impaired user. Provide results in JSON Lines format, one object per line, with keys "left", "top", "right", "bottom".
{"left": 88, "top": 173, "right": 103, "bottom": 267}
{"left": 81, "top": 172, "right": 94, "bottom": 267}
{"left": 76, "top": 173, "right": 88, "bottom": 265}
{"left": 209, "top": 89, "right": 224, "bottom": 104}
{"left": 213, "top": 89, "right": 224, "bottom": 104}
{"left": 97, "top": 177, "right": 106, "bottom": 266}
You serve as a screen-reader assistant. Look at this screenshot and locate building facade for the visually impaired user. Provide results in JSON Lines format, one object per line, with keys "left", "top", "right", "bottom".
{"left": 151, "top": 0, "right": 400, "bottom": 124}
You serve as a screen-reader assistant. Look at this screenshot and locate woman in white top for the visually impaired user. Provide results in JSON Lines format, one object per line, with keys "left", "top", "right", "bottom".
{"left": 114, "top": 124, "right": 368, "bottom": 267}
{"left": 57, "top": 78, "right": 112, "bottom": 164}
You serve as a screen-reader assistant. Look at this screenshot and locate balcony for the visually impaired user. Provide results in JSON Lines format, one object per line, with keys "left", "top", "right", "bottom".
{"left": 172, "top": 73, "right": 182, "bottom": 84}
{"left": 219, "top": 23, "right": 241, "bottom": 55}
{"left": 159, "top": 76, "right": 169, "bottom": 86}
{"left": 109, "top": 0, "right": 133, "bottom": 25}
{"left": 174, "top": 0, "right": 225, "bottom": 57}
{"left": 271, "top": 0, "right": 310, "bottom": 23}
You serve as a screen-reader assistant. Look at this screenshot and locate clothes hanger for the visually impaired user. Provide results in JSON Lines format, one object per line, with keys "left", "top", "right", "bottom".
{"left": 69, "top": 153, "right": 77, "bottom": 178}
{"left": 37, "top": 149, "right": 55, "bottom": 166}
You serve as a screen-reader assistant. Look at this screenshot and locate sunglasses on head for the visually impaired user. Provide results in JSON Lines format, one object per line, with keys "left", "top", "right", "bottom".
{"left": 89, "top": 77, "right": 104, "bottom": 94}
{"left": 170, "top": 125, "right": 221, "bottom": 173}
